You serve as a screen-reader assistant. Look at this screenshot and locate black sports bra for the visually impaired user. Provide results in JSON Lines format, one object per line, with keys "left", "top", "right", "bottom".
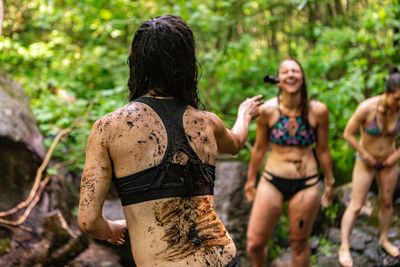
{"left": 113, "top": 97, "right": 215, "bottom": 206}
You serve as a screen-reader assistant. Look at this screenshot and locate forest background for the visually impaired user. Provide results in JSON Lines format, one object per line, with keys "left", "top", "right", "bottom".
{"left": 1, "top": 0, "right": 400, "bottom": 186}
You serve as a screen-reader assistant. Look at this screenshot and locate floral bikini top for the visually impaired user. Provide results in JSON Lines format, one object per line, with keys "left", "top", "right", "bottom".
{"left": 269, "top": 110, "right": 317, "bottom": 146}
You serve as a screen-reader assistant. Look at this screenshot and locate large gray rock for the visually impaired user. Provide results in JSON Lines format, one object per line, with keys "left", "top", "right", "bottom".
{"left": 314, "top": 184, "right": 400, "bottom": 267}
{"left": 0, "top": 71, "right": 45, "bottom": 210}
{"left": 214, "top": 161, "right": 252, "bottom": 267}
{"left": 334, "top": 183, "right": 377, "bottom": 227}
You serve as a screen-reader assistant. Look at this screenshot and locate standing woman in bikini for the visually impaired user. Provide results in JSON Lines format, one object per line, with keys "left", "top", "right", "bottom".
{"left": 338, "top": 66, "right": 400, "bottom": 267}
{"left": 245, "top": 58, "right": 335, "bottom": 267}
{"left": 77, "top": 15, "right": 262, "bottom": 266}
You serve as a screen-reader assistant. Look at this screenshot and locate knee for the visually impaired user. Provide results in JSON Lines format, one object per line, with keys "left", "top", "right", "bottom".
{"left": 290, "top": 237, "right": 309, "bottom": 255}
{"left": 379, "top": 196, "right": 393, "bottom": 210}
{"left": 348, "top": 201, "right": 363, "bottom": 215}
{"left": 246, "top": 235, "right": 267, "bottom": 255}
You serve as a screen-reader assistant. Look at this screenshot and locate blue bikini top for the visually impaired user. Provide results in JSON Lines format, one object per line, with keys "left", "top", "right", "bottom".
{"left": 268, "top": 109, "right": 317, "bottom": 146}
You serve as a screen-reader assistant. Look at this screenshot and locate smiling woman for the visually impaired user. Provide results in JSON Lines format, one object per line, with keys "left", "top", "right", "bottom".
{"left": 245, "top": 58, "right": 335, "bottom": 267}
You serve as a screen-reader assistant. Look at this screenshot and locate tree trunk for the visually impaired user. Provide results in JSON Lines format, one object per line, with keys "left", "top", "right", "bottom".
{"left": 334, "top": 0, "right": 343, "bottom": 16}
{"left": 269, "top": 8, "right": 279, "bottom": 53}
{"left": 0, "top": 0, "right": 3, "bottom": 36}
{"left": 306, "top": 1, "right": 318, "bottom": 49}
{"left": 394, "top": 0, "right": 400, "bottom": 61}
{"left": 326, "top": 1, "right": 335, "bottom": 20}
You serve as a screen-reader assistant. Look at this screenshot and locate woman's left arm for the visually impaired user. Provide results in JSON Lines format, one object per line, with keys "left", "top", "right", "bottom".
{"left": 314, "top": 102, "right": 335, "bottom": 207}
{"left": 78, "top": 119, "right": 126, "bottom": 245}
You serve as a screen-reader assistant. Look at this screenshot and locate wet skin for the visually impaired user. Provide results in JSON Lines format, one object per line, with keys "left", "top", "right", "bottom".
{"left": 80, "top": 99, "right": 239, "bottom": 266}
{"left": 246, "top": 60, "right": 334, "bottom": 267}
{"left": 340, "top": 94, "right": 400, "bottom": 266}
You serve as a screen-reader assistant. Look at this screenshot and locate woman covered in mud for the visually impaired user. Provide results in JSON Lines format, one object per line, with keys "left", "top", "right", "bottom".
{"left": 245, "top": 58, "right": 335, "bottom": 267}
{"left": 338, "top": 66, "right": 400, "bottom": 267}
{"left": 78, "top": 15, "right": 262, "bottom": 266}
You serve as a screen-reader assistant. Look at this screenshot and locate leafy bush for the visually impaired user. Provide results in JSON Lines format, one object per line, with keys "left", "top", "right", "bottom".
{"left": 1, "top": 0, "right": 398, "bottom": 181}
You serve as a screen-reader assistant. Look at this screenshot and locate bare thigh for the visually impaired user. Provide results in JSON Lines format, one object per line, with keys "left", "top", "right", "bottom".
{"left": 377, "top": 164, "right": 399, "bottom": 202}
{"left": 288, "top": 183, "right": 321, "bottom": 240}
{"left": 247, "top": 179, "right": 285, "bottom": 244}
{"left": 351, "top": 159, "right": 375, "bottom": 207}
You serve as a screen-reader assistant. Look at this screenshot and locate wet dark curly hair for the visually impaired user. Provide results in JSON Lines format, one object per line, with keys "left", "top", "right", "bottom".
{"left": 127, "top": 15, "right": 200, "bottom": 108}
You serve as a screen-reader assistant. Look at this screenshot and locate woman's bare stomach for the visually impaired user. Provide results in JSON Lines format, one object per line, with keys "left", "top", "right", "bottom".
{"left": 361, "top": 133, "right": 396, "bottom": 161}
{"left": 264, "top": 145, "right": 318, "bottom": 179}
{"left": 122, "top": 196, "right": 237, "bottom": 267}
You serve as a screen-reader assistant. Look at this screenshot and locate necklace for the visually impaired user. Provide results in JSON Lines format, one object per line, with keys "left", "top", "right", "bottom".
{"left": 279, "top": 99, "right": 301, "bottom": 136}
{"left": 288, "top": 117, "right": 298, "bottom": 136}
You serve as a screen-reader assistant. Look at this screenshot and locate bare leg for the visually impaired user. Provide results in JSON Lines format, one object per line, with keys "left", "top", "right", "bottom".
{"left": 339, "top": 159, "right": 374, "bottom": 267}
{"left": 377, "top": 164, "right": 400, "bottom": 257}
{"left": 247, "top": 179, "right": 284, "bottom": 267}
{"left": 288, "top": 182, "right": 321, "bottom": 267}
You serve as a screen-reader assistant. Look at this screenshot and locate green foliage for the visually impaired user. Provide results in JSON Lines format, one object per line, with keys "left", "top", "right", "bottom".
{"left": 321, "top": 203, "right": 339, "bottom": 226}
{"left": 317, "top": 236, "right": 337, "bottom": 256}
{"left": 267, "top": 240, "right": 286, "bottom": 261}
{"left": 0, "top": 238, "right": 11, "bottom": 256}
{"left": 311, "top": 236, "right": 338, "bottom": 267}
{"left": 1, "top": 0, "right": 398, "bottom": 179}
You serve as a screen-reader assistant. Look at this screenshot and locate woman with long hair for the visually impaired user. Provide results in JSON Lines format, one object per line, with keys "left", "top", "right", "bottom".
{"left": 339, "top": 66, "right": 400, "bottom": 267}
{"left": 78, "top": 15, "right": 262, "bottom": 266}
{"left": 245, "top": 58, "right": 334, "bottom": 267}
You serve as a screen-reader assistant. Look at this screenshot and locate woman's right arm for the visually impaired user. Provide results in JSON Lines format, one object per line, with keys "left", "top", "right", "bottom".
{"left": 211, "top": 95, "right": 263, "bottom": 155}
{"left": 343, "top": 102, "right": 376, "bottom": 166}
{"left": 245, "top": 107, "right": 270, "bottom": 202}
{"left": 78, "top": 119, "right": 127, "bottom": 245}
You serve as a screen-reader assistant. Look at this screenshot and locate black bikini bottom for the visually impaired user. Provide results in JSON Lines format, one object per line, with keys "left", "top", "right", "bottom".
{"left": 263, "top": 170, "right": 320, "bottom": 201}
{"left": 225, "top": 254, "right": 239, "bottom": 267}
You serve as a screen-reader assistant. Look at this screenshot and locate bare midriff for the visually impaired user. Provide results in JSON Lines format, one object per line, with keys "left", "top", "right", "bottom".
{"left": 122, "top": 195, "right": 237, "bottom": 267}
{"left": 264, "top": 144, "right": 318, "bottom": 179}
{"left": 360, "top": 132, "right": 396, "bottom": 161}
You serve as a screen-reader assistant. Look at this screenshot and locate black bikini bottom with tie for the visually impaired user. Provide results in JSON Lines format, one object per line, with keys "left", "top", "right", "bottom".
{"left": 263, "top": 170, "right": 321, "bottom": 201}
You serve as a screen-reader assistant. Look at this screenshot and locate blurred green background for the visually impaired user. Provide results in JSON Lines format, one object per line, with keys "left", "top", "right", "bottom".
{"left": 1, "top": 0, "right": 399, "bottom": 184}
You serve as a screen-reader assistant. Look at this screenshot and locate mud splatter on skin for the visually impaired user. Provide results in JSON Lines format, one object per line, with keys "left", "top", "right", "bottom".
{"left": 127, "top": 121, "right": 134, "bottom": 129}
{"left": 106, "top": 103, "right": 167, "bottom": 171}
{"left": 79, "top": 177, "right": 96, "bottom": 208}
{"left": 80, "top": 163, "right": 111, "bottom": 209}
{"left": 153, "top": 197, "right": 230, "bottom": 262}
{"left": 147, "top": 226, "right": 155, "bottom": 234}
{"left": 96, "top": 116, "right": 113, "bottom": 134}
{"left": 96, "top": 120, "right": 104, "bottom": 133}
{"left": 79, "top": 172, "right": 99, "bottom": 209}
{"left": 148, "top": 131, "right": 165, "bottom": 157}
{"left": 293, "top": 159, "right": 306, "bottom": 177}
{"left": 183, "top": 110, "right": 215, "bottom": 165}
